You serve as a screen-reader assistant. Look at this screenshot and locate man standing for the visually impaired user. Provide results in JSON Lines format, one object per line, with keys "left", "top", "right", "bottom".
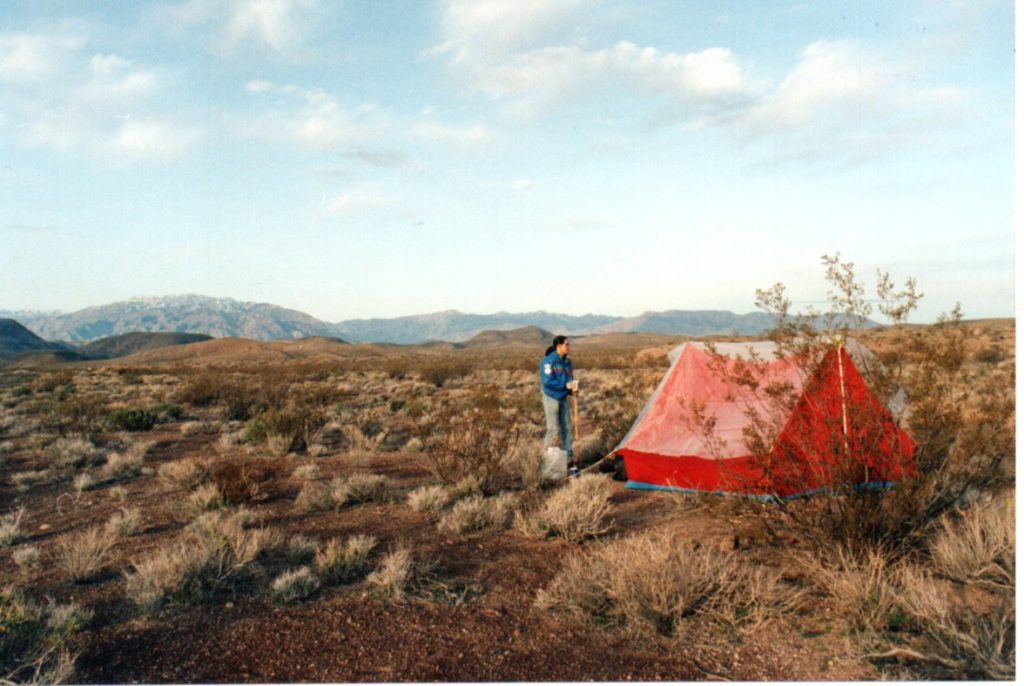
{"left": 540, "top": 335, "right": 579, "bottom": 476}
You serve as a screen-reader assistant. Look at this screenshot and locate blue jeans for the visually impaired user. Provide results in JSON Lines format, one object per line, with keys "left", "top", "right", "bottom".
{"left": 542, "top": 393, "right": 573, "bottom": 459}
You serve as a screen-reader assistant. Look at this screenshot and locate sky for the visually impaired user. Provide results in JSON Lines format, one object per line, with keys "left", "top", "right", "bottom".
{"left": 0, "top": 1, "right": 1014, "bottom": 323}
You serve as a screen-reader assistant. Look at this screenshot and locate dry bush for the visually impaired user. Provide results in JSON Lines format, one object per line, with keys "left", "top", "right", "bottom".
{"left": 929, "top": 499, "right": 1014, "bottom": 589}
{"left": 421, "top": 386, "right": 524, "bottom": 490}
{"left": 294, "top": 481, "right": 333, "bottom": 513}
{"left": 11, "top": 470, "right": 52, "bottom": 492}
{"left": 158, "top": 457, "right": 209, "bottom": 489}
{"left": 291, "top": 463, "right": 320, "bottom": 481}
{"left": 106, "top": 508, "right": 143, "bottom": 537}
{"left": 799, "top": 546, "right": 900, "bottom": 633}
{"left": 180, "top": 421, "right": 220, "bottom": 437}
{"left": 537, "top": 529, "right": 800, "bottom": 636}
{"left": 366, "top": 547, "right": 414, "bottom": 599}
{"left": 517, "top": 474, "right": 613, "bottom": 542}
{"left": 0, "top": 587, "right": 84, "bottom": 685}
{"left": 45, "top": 437, "right": 103, "bottom": 469}
{"left": 315, "top": 534, "right": 377, "bottom": 584}
{"left": 74, "top": 472, "right": 100, "bottom": 493}
{"left": 56, "top": 527, "right": 117, "bottom": 583}
{"left": 330, "top": 472, "right": 389, "bottom": 507}
{"left": 506, "top": 443, "right": 546, "bottom": 490}
{"left": 1, "top": 508, "right": 25, "bottom": 546}
{"left": 101, "top": 441, "right": 154, "bottom": 481}
{"left": 207, "top": 458, "right": 278, "bottom": 505}
{"left": 12, "top": 546, "right": 41, "bottom": 568}
{"left": 436, "top": 493, "right": 518, "bottom": 535}
{"left": 418, "top": 357, "right": 472, "bottom": 387}
{"left": 187, "top": 483, "right": 227, "bottom": 513}
{"left": 284, "top": 535, "right": 320, "bottom": 564}
{"left": 270, "top": 567, "right": 320, "bottom": 604}
{"left": 406, "top": 485, "right": 452, "bottom": 514}
{"left": 341, "top": 423, "right": 384, "bottom": 454}
{"left": 125, "top": 512, "right": 271, "bottom": 613}
{"left": 685, "top": 255, "right": 1014, "bottom": 558}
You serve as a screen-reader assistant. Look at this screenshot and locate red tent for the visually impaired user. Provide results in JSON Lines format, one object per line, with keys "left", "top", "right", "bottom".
{"left": 615, "top": 340, "right": 916, "bottom": 499}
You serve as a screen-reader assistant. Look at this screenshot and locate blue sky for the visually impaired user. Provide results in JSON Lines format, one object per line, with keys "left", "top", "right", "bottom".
{"left": 0, "top": 1, "right": 1014, "bottom": 323}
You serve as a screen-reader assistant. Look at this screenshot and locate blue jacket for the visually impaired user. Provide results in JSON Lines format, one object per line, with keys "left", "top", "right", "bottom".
{"left": 540, "top": 350, "right": 573, "bottom": 400}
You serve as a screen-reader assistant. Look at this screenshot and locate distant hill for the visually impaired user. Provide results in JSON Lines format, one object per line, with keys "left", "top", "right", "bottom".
{"left": 77, "top": 332, "right": 213, "bottom": 360}
{"left": 2, "top": 295, "right": 883, "bottom": 345}
{"left": 4, "top": 295, "right": 339, "bottom": 343}
{"left": 0, "top": 318, "right": 68, "bottom": 359}
{"left": 460, "top": 326, "right": 554, "bottom": 348}
{"left": 334, "top": 310, "right": 614, "bottom": 344}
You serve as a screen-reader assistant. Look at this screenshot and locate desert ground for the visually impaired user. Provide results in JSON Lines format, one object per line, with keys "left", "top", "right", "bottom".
{"left": 0, "top": 320, "right": 1014, "bottom": 682}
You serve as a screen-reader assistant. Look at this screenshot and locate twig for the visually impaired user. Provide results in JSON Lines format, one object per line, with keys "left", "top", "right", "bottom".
{"left": 861, "top": 647, "right": 960, "bottom": 670}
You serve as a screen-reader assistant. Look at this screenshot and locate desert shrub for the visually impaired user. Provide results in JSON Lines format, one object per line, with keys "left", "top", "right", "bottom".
{"left": 151, "top": 402, "right": 185, "bottom": 422}
{"left": 536, "top": 529, "right": 800, "bottom": 636}
{"left": 180, "top": 420, "right": 220, "bottom": 437}
{"left": 341, "top": 421, "right": 385, "bottom": 454}
{"left": 102, "top": 441, "right": 154, "bottom": 481}
{"left": 330, "top": 473, "right": 389, "bottom": 507}
{"left": 106, "top": 508, "right": 143, "bottom": 537}
{"left": 158, "top": 457, "right": 209, "bottom": 489}
{"left": 12, "top": 546, "right": 41, "bottom": 568}
{"left": 418, "top": 358, "right": 473, "bottom": 387}
{"left": 0, "top": 508, "right": 25, "bottom": 546}
{"left": 406, "top": 485, "right": 452, "bottom": 514}
{"left": 291, "top": 463, "right": 321, "bottom": 481}
{"left": 45, "top": 437, "right": 103, "bottom": 469}
{"left": 0, "top": 587, "right": 81, "bottom": 684}
{"left": 421, "top": 386, "right": 524, "bottom": 490}
{"left": 11, "top": 470, "right": 53, "bottom": 492}
{"left": 124, "top": 512, "right": 271, "bottom": 613}
{"left": 270, "top": 567, "right": 320, "bottom": 604}
{"left": 107, "top": 408, "right": 158, "bottom": 432}
{"left": 56, "top": 526, "right": 117, "bottom": 583}
{"left": 506, "top": 443, "right": 546, "bottom": 490}
{"left": 246, "top": 402, "right": 328, "bottom": 454}
{"left": 284, "top": 535, "right": 320, "bottom": 564}
{"left": 436, "top": 493, "right": 518, "bottom": 535}
{"left": 314, "top": 535, "right": 376, "bottom": 584}
{"left": 366, "top": 547, "right": 414, "bottom": 599}
{"left": 517, "top": 474, "right": 613, "bottom": 542}
{"left": 207, "top": 458, "right": 277, "bottom": 505}
{"left": 294, "top": 481, "right": 333, "bottom": 513}
{"left": 683, "top": 255, "right": 1014, "bottom": 559}
{"left": 973, "top": 345, "right": 1003, "bottom": 364}
{"left": 176, "top": 370, "right": 225, "bottom": 407}
{"left": 74, "top": 472, "right": 100, "bottom": 492}
{"left": 929, "top": 499, "right": 1013, "bottom": 589}
{"left": 187, "top": 483, "right": 227, "bottom": 513}
{"left": 44, "top": 394, "right": 107, "bottom": 440}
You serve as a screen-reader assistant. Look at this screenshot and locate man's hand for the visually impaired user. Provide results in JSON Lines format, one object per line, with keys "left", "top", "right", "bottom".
{"left": 567, "top": 379, "right": 579, "bottom": 394}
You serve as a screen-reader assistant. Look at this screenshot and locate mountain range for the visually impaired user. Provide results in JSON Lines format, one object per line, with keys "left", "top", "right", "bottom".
{"left": 0, "top": 294, "right": 838, "bottom": 345}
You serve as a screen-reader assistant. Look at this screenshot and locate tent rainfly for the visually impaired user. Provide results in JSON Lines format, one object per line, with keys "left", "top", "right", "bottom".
{"left": 614, "top": 340, "right": 916, "bottom": 499}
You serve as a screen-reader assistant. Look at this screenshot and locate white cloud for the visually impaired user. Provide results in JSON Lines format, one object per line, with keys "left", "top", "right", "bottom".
{"left": 479, "top": 178, "right": 535, "bottom": 190}
{"left": 107, "top": 119, "right": 196, "bottom": 161}
{"left": 245, "top": 79, "right": 275, "bottom": 92}
{"left": 225, "top": 0, "right": 320, "bottom": 52}
{"left": 81, "top": 53, "right": 158, "bottom": 99}
{"left": 327, "top": 185, "right": 393, "bottom": 214}
{"left": 0, "top": 33, "right": 82, "bottom": 83}
{"left": 247, "top": 82, "right": 387, "bottom": 149}
{"left": 412, "top": 121, "right": 490, "bottom": 147}
{"left": 432, "top": 0, "right": 584, "bottom": 62}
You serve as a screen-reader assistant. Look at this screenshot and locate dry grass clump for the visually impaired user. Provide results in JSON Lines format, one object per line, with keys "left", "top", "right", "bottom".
{"left": 180, "top": 421, "right": 220, "bottom": 437}
{"left": 45, "top": 436, "right": 103, "bottom": 468}
{"left": 187, "top": 483, "right": 227, "bottom": 513}
{"left": 929, "top": 500, "right": 1013, "bottom": 589}
{"left": 537, "top": 530, "right": 800, "bottom": 636}
{"left": 314, "top": 535, "right": 376, "bottom": 585}
{"left": 365, "top": 547, "right": 414, "bottom": 599}
{"left": 12, "top": 469, "right": 53, "bottom": 492}
{"left": 800, "top": 539, "right": 1015, "bottom": 680}
{"left": 517, "top": 474, "right": 613, "bottom": 542}
{"left": 158, "top": 457, "right": 209, "bottom": 489}
{"left": 101, "top": 441, "right": 154, "bottom": 481}
{"left": 106, "top": 508, "right": 143, "bottom": 537}
{"left": 341, "top": 423, "right": 385, "bottom": 453}
{"left": 124, "top": 512, "right": 271, "bottom": 614}
{"left": 1, "top": 508, "right": 26, "bottom": 546}
{"left": 56, "top": 526, "right": 117, "bottom": 582}
{"left": 284, "top": 534, "right": 320, "bottom": 564}
{"left": 12, "top": 545, "right": 41, "bottom": 568}
{"left": 294, "top": 481, "right": 333, "bottom": 513}
{"left": 270, "top": 566, "right": 320, "bottom": 604}
{"left": 436, "top": 493, "right": 518, "bottom": 535}
{"left": 0, "top": 587, "right": 83, "bottom": 684}
{"left": 330, "top": 472, "right": 389, "bottom": 507}
{"left": 291, "top": 462, "right": 321, "bottom": 481}
{"left": 406, "top": 485, "right": 452, "bottom": 514}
